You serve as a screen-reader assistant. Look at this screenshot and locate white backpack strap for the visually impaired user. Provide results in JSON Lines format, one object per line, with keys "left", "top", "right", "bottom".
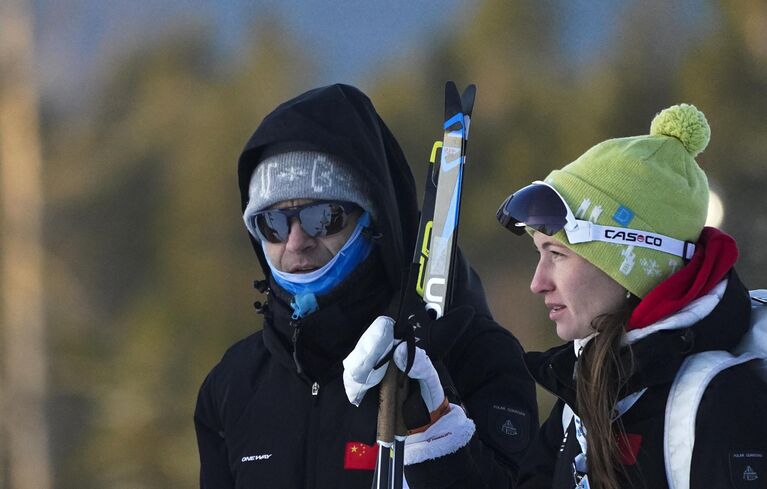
{"left": 732, "top": 290, "right": 767, "bottom": 378}
{"left": 745, "top": 290, "right": 767, "bottom": 382}
{"left": 664, "top": 350, "right": 757, "bottom": 489}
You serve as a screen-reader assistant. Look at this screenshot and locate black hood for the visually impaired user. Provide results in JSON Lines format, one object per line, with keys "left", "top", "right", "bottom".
{"left": 237, "top": 84, "right": 419, "bottom": 291}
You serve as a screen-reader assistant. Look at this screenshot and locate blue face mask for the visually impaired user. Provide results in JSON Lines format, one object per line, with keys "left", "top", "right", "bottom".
{"left": 263, "top": 212, "right": 374, "bottom": 318}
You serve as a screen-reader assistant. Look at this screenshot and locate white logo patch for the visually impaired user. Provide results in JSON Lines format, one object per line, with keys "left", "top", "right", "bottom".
{"left": 640, "top": 258, "right": 662, "bottom": 277}
{"left": 283, "top": 163, "right": 307, "bottom": 182}
{"left": 501, "top": 420, "right": 518, "bottom": 436}
{"left": 588, "top": 205, "right": 603, "bottom": 223}
{"left": 667, "top": 259, "right": 680, "bottom": 275}
{"left": 259, "top": 161, "right": 279, "bottom": 198}
{"left": 575, "top": 199, "right": 592, "bottom": 220}
{"left": 241, "top": 453, "right": 273, "bottom": 462}
{"left": 619, "top": 246, "right": 636, "bottom": 275}
{"left": 311, "top": 156, "right": 334, "bottom": 192}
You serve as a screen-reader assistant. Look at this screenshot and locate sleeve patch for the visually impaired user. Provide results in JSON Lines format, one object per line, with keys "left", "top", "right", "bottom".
{"left": 730, "top": 451, "right": 765, "bottom": 488}
{"left": 487, "top": 404, "right": 530, "bottom": 453}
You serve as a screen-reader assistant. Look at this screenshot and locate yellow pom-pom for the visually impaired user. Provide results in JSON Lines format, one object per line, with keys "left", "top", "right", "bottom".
{"left": 650, "top": 103, "right": 710, "bottom": 156}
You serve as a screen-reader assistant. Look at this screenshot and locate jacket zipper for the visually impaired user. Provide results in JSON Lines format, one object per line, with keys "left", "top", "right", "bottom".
{"left": 290, "top": 319, "right": 320, "bottom": 399}
{"left": 289, "top": 316, "right": 320, "bottom": 489}
{"left": 306, "top": 369, "right": 320, "bottom": 488}
{"left": 291, "top": 319, "right": 304, "bottom": 375}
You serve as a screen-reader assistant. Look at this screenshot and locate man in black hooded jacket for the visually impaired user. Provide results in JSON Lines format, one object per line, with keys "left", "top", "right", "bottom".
{"left": 194, "top": 84, "right": 537, "bottom": 488}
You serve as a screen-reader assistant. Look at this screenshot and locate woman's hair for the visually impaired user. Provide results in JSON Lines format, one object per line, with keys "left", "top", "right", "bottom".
{"left": 575, "top": 294, "right": 640, "bottom": 489}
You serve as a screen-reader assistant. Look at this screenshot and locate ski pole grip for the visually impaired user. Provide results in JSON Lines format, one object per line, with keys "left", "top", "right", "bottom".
{"left": 377, "top": 361, "right": 399, "bottom": 442}
{"left": 394, "top": 370, "right": 409, "bottom": 436}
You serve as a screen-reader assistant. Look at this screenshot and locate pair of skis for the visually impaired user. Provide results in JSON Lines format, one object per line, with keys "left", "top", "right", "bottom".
{"left": 372, "top": 81, "right": 476, "bottom": 489}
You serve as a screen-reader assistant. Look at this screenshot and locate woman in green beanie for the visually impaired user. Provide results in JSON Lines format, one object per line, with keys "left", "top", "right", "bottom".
{"left": 497, "top": 104, "right": 767, "bottom": 489}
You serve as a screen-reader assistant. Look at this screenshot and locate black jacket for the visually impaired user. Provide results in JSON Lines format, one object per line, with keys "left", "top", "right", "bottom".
{"left": 194, "top": 84, "right": 538, "bottom": 489}
{"left": 516, "top": 271, "right": 767, "bottom": 489}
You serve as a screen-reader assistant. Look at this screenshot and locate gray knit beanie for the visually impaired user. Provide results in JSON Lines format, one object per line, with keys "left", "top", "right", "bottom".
{"left": 243, "top": 149, "right": 374, "bottom": 229}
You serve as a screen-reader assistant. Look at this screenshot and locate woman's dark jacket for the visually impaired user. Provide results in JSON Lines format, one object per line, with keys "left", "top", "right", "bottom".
{"left": 194, "top": 84, "right": 538, "bottom": 489}
{"left": 516, "top": 271, "right": 767, "bottom": 489}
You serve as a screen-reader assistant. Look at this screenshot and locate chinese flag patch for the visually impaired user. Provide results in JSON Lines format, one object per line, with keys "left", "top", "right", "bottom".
{"left": 617, "top": 433, "right": 643, "bottom": 465}
{"left": 344, "top": 441, "right": 379, "bottom": 470}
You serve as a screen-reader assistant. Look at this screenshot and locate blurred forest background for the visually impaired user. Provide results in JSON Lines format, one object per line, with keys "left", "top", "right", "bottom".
{"left": 1, "top": 0, "right": 765, "bottom": 487}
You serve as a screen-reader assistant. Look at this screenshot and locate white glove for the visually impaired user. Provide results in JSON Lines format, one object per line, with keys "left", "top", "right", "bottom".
{"left": 393, "top": 342, "right": 475, "bottom": 464}
{"left": 342, "top": 315, "right": 476, "bottom": 465}
{"left": 342, "top": 316, "right": 446, "bottom": 410}
{"left": 404, "top": 404, "right": 476, "bottom": 465}
{"left": 392, "top": 342, "right": 444, "bottom": 413}
{"left": 342, "top": 316, "right": 394, "bottom": 406}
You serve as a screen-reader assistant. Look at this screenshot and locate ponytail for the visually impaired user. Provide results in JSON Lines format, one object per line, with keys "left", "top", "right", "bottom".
{"left": 575, "top": 296, "right": 638, "bottom": 489}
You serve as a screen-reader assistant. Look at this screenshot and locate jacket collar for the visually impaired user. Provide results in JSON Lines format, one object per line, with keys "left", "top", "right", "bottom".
{"left": 261, "top": 251, "right": 394, "bottom": 383}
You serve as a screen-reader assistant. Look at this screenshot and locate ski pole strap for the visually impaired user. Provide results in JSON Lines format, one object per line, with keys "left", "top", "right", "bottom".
{"left": 407, "top": 397, "right": 451, "bottom": 435}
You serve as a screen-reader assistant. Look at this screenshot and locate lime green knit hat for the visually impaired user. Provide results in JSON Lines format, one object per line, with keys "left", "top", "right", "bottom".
{"left": 545, "top": 104, "right": 711, "bottom": 298}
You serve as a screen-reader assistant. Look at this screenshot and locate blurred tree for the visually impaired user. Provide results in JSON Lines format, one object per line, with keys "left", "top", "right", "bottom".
{"left": 45, "top": 17, "right": 315, "bottom": 489}
{"left": 0, "top": 1, "right": 52, "bottom": 488}
{"left": 677, "top": 0, "right": 767, "bottom": 287}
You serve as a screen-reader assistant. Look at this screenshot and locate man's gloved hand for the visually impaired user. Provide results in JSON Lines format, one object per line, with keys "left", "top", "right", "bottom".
{"left": 343, "top": 313, "right": 476, "bottom": 464}
{"left": 342, "top": 317, "right": 451, "bottom": 429}
{"left": 392, "top": 340, "right": 476, "bottom": 465}
{"left": 342, "top": 315, "right": 394, "bottom": 406}
{"left": 410, "top": 305, "right": 474, "bottom": 360}
{"left": 342, "top": 306, "right": 474, "bottom": 408}
{"left": 393, "top": 342, "right": 450, "bottom": 433}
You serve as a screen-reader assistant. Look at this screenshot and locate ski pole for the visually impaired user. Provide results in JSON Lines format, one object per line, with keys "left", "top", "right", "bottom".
{"left": 372, "top": 81, "right": 476, "bottom": 489}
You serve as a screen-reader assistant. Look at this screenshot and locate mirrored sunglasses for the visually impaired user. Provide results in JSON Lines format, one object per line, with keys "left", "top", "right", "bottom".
{"left": 496, "top": 181, "right": 695, "bottom": 260}
{"left": 249, "top": 201, "right": 361, "bottom": 243}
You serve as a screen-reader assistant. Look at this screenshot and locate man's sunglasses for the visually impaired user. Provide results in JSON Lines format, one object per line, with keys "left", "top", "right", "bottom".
{"left": 247, "top": 201, "right": 361, "bottom": 244}
{"left": 496, "top": 181, "right": 695, "bottom": 260}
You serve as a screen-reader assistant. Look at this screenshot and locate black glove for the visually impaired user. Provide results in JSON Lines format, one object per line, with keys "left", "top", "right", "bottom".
{"left": 391, "top": 305, "right": 471, "bottom": 430}
{"left": 412, "top": 304, "right": 475, "bottom": 360}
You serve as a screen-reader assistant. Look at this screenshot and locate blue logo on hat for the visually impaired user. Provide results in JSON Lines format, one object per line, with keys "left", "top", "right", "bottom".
{"left": 613, "top": 206, "right": 634, "bottom": 226}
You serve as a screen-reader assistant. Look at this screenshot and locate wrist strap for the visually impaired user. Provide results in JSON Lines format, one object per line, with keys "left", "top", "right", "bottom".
{"left": 407, "top": 397, "right": 451, "bottom": 435}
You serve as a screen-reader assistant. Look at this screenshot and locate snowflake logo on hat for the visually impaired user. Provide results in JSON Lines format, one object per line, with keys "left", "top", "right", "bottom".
{"left": 640, "top": 258, "right": 661, "bottom": 277}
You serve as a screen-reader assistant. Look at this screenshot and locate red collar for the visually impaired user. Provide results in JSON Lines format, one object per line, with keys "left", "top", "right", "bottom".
{"left": 627, "top": 227, "right": 738, "bottom": 330}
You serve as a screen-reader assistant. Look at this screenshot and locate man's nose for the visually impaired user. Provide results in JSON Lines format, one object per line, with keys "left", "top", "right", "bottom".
{"left": 284, "top": 218, "right": 314, "bottom": 252}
